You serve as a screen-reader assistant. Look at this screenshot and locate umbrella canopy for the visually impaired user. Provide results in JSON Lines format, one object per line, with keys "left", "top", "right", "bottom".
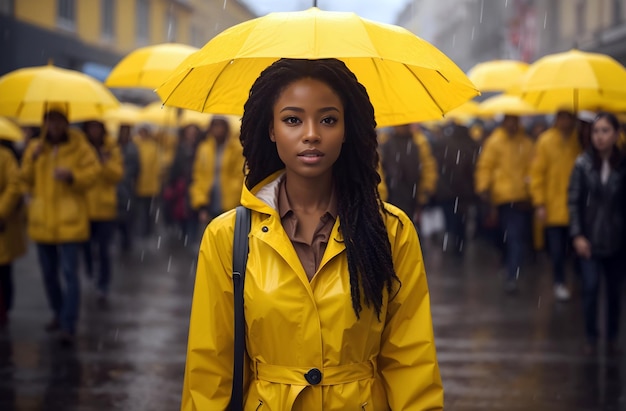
{"left": 467, "top": 60, "right": 529, "bottom": 93}
{"left": 0, "top": 117, "right": 23, "bottom": 142}
{"left": 156, "top": 7, "right": 478, "bottom": 127}
{"left": 0, "top": 64, "right": 120, "bottom": 124}
{"left": 514, "top": 49, "right": 626, "bottom": 112}
{"left": 180, "top": 110, "right": 212, "bottom": 129}
{"left": 140, "top": 101, "right": 179, "bottom": 126}
{"left": 479, "top": 94, "right": 540, "bottom": 117}
{"left": 105, "top": 43, "right": 199, "bottom": 89}
{"left": 104, "top": 103, "right": 142, "bottom": 125}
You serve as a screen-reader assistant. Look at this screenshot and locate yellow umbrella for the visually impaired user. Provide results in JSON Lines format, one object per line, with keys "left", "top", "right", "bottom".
{"left": 0, "top": 64, "right": 119, "bottom": 124}
{"left": 479, "top": 94, "right": 540, "bottom": 116}
{"left": 105, "top": 43, "right": 199, "bottom": 89}
{"left": 514, "top": 49, "right": 626, "bottom": 112}
{"left": 443, "top": 100, "right": 483, "bottom": 125}
{"left": 104, "top": 103, "right": 142, "bottom": 125}
{"left": 156, "top": 7, "right": 479, "bottom": 127}
{"left": 467, "top": 60, "right": 529, "bottom": 93}
{"left": 0, "top": 117, "right": 23, "bottom": 142}
{"left": 140, "top": 101, "right": 178, "bottom": 126}
{"left": 180, "top": 110, "right": 212, "bottom": 129}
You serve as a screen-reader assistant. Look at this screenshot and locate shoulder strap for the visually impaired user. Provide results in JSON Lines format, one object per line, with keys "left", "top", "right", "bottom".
{"left": 231, "top": 205, "right": 251, "bottom": 411}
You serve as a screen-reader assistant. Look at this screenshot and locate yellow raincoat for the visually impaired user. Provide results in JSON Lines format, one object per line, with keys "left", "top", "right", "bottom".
{"left": 475, "top": 127, "right": 534, "bottom": 205}
{"left": 183, "top": 171, "right": 443, "bottom": 411}
{"left": 529, "top": 127, "right": 582, "bottom": 226}
{"left": 20, "top": 129, "right": 100, "bottom": 243}
{"left": 85, "top": 137, "right": 124, "bottom": 221}
{"left": 189, "top": 135, "right": 245, "bottom": 212}
{"left": 134, "top": 136, "right": 161, "bottom": 197}
{"left": 0, "top": 146, "right": 26, "bottom": 264}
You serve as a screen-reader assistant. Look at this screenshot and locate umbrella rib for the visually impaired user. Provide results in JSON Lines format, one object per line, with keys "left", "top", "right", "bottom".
{"left": 202, "top": 64, "right": 229, "bottom": 113}
{"left": 402, "top": 64, "right": 446, "bottom": 116}
{"left": 161, "top": 68, "right": 194, "bottom": 107}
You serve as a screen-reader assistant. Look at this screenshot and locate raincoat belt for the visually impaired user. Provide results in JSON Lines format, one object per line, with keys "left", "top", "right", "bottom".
{"left": 253, "top": 360, "right": 376, "bottom": 385}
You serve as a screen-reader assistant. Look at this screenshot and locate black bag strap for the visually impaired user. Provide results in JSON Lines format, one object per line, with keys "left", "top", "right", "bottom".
{"left": 231, "top": 206, "right": 251, "bottom": 411}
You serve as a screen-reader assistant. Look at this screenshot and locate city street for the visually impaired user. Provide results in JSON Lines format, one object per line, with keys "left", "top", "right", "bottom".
{"left": 0, "top": 228, "right": 624, "bottom": 411}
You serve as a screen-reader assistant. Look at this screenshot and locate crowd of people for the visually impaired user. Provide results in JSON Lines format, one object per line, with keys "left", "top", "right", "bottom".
{"left": 0, "top": 95, "right": 623, "bottom": 357}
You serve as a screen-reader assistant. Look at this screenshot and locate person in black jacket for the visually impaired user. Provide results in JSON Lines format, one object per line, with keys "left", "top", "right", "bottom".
{"left": 568, "top": 112, "right": 626, "bottom": 356}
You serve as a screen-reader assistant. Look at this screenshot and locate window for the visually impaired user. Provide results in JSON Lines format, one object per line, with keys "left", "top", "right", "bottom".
{"left": 102, "top": 0, "right": 115, "bottom": 40}
{"left": 57, "top": 0, "right": 76, "bottom": 30}
{"left": 136, "top": 0, "right": 150, "bottom": 43}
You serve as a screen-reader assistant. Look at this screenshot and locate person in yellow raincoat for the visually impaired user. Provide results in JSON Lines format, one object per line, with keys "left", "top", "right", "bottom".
{"left": 182, "top": 58, "right": 443, "bottom": 410}
{"left": 20, "top": 109, "right": 100, "bottom": 344}
{"left": 189, "top": 116, "right": 245, "bottom": 226}
{"left": 82, "top": 120, "right": 123, "bottom": 304}
{"left": 530, "top": 110, "right": 582, "bottom": 301}
{"left": 133, "top": 123, "right": 160, "bottom": 238}
{"left": 0, "top": 142, "right": 26, "bottom": 327}
{"left": 475, "top": 115, "right": 534, "bottom": 293}
{"left": 379, "top": 124, "right": 438, "bottom": 225}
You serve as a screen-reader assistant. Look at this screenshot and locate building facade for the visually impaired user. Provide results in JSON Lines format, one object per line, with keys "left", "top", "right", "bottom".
{"left": 0, "top": 0, "right": 256, "bottom": 80}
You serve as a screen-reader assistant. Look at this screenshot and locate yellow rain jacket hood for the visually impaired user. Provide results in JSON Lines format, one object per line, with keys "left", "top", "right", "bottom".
{"left": 0, "top": 146, "right": 26, "bottom": 264}
{"left": 20, "top": 128, "right": 100, "bottom": 243}
{"left": 189, "top": 134, "right": 244, "bottom": 212}
{"left": 85, "top": 136, "right": 124, "bottom": 221}
{"left": 182, "top": 171, "right": 443, "bottom": 411}
{"left": 475, "top": 127, "right": 534, "bottom": 205}
{"left": 530, "top": 127, "right": 582, "bottom": 226}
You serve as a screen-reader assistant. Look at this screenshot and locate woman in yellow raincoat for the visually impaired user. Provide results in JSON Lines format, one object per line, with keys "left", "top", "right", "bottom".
{"left": 183, "top": 59, "right": 443, "bottom": 410}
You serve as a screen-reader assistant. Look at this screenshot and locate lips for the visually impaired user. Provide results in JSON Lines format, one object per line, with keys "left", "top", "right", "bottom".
{"left": 298, "top": 149, "right": 324, "bottom": 157}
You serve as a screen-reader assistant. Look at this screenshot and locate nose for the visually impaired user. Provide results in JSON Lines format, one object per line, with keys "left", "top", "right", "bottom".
{"left": 302, "top": 121, "right": 321, "bottom": 144}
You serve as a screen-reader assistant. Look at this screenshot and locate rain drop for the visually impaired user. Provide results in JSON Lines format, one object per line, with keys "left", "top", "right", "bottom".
{"left": 223, "top": 0, "right": 227, "bottom": 9}
{"left": 544, "top": 12, "right": 548, "bottom": 29}
{"left": 114, "top": 328, "right": 119, "bottom": 342}
{"left": 537, "top": 297, "right": 542, "bottom": 309}
{"left": 167, "top": 255, "right": 172, "bottom": 272}
{"left": 456, "top": 150, "right": 460, "bottom": 164}
{"left": 442, "top": 233, "right": 448, "bottom": 251}
{"left": 141, "top": 250, "right": 145, "bottom": 262}
{"left": 454, "top": 197, "right": 459, "bottom": 214}
{"left": 157, "top": 236, "right": 162, "bottom": 249}
{"left": 479, "top": 0, "right": 484, "bottom": 23}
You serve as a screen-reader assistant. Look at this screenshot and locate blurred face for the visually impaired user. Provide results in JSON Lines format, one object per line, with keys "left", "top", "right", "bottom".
{"left": 270, "top": 77, "right": 345, "bottom": 182}
{"left": 555, "top": 111, "right": 576, "bottom": 135}
{"left": 85, "top": 121, "right": 105, "bottom": 146}
{"left": 44, "top": 112, "right": 68, "bottom": 142}
{"left": 502, "top": 115, "right": 519, "bottom": 136}
{"left": 182, "top": 125, "right": 200, "bottom": 145}
{"left": 592, "top": 117, "right": 619, "bottom": 155}
{"left": 118, "top": 125, "right": 131, "bottom": 145}
{"left": 209, "top": 119, "right": 229, "bottom": 144}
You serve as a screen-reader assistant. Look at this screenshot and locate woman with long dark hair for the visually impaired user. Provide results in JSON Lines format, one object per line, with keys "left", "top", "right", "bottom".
{"left": 568, "top": 112, "right": 626, "bottom": 356}
{"left": 181, "top": 58, "right": 442, "bottom": 410}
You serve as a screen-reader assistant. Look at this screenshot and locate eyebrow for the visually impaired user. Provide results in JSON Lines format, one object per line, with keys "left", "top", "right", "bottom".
{"left": 279, "top": 106, "right": 340, "bottom": 114}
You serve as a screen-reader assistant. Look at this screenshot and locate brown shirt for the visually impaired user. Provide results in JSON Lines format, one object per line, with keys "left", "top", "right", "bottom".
{"left": 278, "top": 178, "right": 338, "bottom": 281}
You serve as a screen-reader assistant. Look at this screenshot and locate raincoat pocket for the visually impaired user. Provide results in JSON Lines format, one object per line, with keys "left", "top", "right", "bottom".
{"left": 59, "top": 196, "right": 80, "bottom": 225}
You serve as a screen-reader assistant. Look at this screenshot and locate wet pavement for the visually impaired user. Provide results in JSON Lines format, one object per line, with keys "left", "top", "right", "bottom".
{"left": 1, "top": 227, "right": 624, "bottom": 410}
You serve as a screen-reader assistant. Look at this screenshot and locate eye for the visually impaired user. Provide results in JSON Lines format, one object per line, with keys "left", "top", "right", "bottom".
{"left": 321, "top": 116, "right": 338, "bottom": 125}
{"left": 282, "top": 116, "right": 301, "bottom": 125}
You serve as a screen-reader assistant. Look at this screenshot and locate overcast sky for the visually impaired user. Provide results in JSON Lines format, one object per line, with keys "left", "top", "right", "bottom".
{"left": 239, "top": 0, "right": 411, "bottom": 25}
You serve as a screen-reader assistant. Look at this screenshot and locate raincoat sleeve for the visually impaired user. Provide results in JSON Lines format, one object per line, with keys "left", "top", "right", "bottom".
{"left": 189, "top": 142, "right": 213, "bottom": 210}
{"left": 0, "top": 152, "right": 21, "bottom": 220}
{"left": 379, "top": 210, "right": 444, "bottom": 410}
{"left": 19, "top": 141, "right": 39, "bottom": 188}
{"left": 567, "top": 158, "right": 585, "bottom": 238}
{"left": 101, "top": 145, "right": 124, "bottom": 184}
{"left": 70, "top": 143, "right": 101, "bottom": 192}
{"left": 529, "top": 138, "right": 547, "bottom": 207}
{"left": 415, "top": 133, "right": 438, "bottom": 205}
{"left": 182, "top": 211, "right": 248, "bottom": 411}
{"left": 474, "top": 137, "right": 496, "bottom": 196}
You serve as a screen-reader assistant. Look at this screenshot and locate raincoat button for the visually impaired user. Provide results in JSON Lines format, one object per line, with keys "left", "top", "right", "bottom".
{"left": 261, "top": 226, "right": 269, "bottom": 232}
{"left": 304, "top": 368, "right": 322, "bottom": 385}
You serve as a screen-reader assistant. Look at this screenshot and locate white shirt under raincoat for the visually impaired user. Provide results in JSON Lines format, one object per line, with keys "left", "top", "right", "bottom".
{"left": 182, "top": 171, "right": 443, "bottom": 411}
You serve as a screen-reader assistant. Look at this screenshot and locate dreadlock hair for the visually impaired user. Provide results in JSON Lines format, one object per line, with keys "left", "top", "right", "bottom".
{"left": 240, "top": 58, "right": 398, "bottom": 319}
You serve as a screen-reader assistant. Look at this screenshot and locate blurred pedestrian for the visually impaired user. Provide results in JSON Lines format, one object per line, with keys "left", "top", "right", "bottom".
{"left": 20, "top": 108, "right": 99, "bottom": 344}
{"left": 0, "top": 139, "right": 26, "bottom": 327}
{"left": 476, "top": 115, "right": 534, "bottom": 293}
{"left": 527, "top": 116, "right": 548, "bottom": 142}
{"left": 116, "top": 124, "right": 140, "bottom": 251}
{"left": 530, "top": 110, "right": 582, "bottom": 301}
{"left": 380, "top": 123, "right": 438, "bottom": 226}
{"left": 568, "top": 112, "right": 626, "bottom": 356}
{"left": 133, "top": 123, "right": 160, "bottom": 239}
{"left": 182, "top": 58, "right": 442, "bottom": 410}
{"left": 189, "top": 116, "right": 244, "bottom": 231}
{"left": 164, "top": 123, "right": 201, "bottom": 245}
{"left": 432, "top": 120, "right": 479, "bottom": 255}
{"left": 82, "top": 120, "right": 123, "bottom": 305}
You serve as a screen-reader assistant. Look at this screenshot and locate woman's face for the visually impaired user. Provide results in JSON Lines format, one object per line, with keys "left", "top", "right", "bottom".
{"left": 270, "top": 77, "right": 345, "bottom": 181}
{"left": 592, "top": 117, "right": 619, "bottom": 154}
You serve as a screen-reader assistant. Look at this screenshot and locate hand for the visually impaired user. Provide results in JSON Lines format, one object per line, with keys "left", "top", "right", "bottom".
{"left": 198, "top": 209, "right": 210, "bottom": 225}
{"left": 535, "top": 206, "right": 547, "bottom": 222}
{"left": 53, "top": 167, "right": 74, "bottom": 183}
{"left": 573, "top": 235, "right": 592, "bottom": 259}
